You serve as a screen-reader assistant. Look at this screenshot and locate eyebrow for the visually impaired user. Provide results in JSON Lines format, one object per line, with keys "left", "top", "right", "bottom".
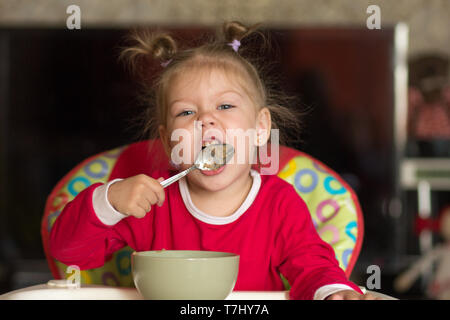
{"left": 169, "top": 90, "right": 244, "bottom": 108}
{"left": 215, "top": 90, "right": 244, "bottom": 99}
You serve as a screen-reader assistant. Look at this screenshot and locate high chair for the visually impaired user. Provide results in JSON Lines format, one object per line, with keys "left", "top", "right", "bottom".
{"left": 41, "top": 139, "right": 364, "bottom": 288}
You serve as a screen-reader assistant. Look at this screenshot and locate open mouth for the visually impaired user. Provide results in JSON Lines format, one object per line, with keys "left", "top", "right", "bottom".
{"left": 199, "top": 138, "right": 227, "bottom": 176}
{"left": 201, "top": 138, "right": 222, "bottom": 149}
{"left": 199, "top": 163, "right": 227, "bottom": 176}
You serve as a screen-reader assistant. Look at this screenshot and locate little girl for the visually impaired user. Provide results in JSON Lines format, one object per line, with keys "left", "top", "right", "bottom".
{"left": 49, "top": 21, "right": 374, "bottom": 300}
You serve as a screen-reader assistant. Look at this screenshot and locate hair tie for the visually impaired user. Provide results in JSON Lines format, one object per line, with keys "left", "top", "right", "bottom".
{"left": 161, "top": 59, "right": 172, "bottom": 68}
{"left": 228, "top": 39, "right": 241, "bottom": 53}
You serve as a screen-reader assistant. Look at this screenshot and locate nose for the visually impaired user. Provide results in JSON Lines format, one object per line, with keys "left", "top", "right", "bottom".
{"left": 197, "top": 110, "right": 216, "bottom": 129}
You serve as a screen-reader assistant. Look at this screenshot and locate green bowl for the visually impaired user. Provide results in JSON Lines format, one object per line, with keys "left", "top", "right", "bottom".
{"left": 132, "top": 250, "right": 240, "bottom": 300}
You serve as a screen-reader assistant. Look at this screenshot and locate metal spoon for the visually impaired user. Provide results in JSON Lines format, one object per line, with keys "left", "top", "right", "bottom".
{"left": 160, "top": 143, "right": 235, "bottom": 188}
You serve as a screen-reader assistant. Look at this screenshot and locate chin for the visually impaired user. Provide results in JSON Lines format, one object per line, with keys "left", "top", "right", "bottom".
{"left": 189, "top": 164, "right": 250, "bottom": 192}
{"left": 190, "top": 167, "right": 231, "bottom": 191}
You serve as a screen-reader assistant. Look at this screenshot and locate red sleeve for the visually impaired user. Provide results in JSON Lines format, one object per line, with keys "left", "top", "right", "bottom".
{"left": 276, "top": 186, "right": 362, "bottom": 300}
{"left": 49, "top": 183, "right": 130, "bottom": 270}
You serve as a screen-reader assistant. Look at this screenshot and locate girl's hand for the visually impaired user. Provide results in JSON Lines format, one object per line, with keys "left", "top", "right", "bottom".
{"left": 326, "top": 290, "right": 382, "bottom": 300}
{"left": 108, "top": 174, "right": 165, "bottom": 218}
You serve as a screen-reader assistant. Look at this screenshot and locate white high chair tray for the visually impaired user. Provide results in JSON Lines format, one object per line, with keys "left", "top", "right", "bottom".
{"left": 0, "top": 282, "right": 396, "bottom": 300}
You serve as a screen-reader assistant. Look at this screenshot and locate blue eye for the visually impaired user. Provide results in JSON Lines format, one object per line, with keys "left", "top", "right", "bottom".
{"left": 218, "top": 104, "right": 234, "bottom": 110}
{"left": 177, "top": 110, "right": 194, "bottom": 117}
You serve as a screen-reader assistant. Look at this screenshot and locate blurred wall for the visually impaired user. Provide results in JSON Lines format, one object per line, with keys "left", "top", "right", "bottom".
{"left": 0, "top": 0, "right": 449, "bottom": 59}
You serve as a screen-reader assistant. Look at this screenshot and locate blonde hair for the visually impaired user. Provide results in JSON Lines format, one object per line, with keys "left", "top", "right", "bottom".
{"left": 118, "top": 21, "right": 302, "bottom": 147}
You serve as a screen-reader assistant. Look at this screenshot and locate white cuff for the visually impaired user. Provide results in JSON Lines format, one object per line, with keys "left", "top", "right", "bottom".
{"left": 92, "top": 178, "right": 128, "bottom": 226}
{"left": 313, "top": 284, "right": 357, "bottom": 300}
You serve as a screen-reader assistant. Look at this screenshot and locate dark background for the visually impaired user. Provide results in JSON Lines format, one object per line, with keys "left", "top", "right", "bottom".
{"left": 0, "top": 26, "right": 436, "bottom": 298}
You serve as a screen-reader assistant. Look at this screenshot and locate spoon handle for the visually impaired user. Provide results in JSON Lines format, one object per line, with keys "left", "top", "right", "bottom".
{"left": 160, "top": 165, "right": 197, "bottom": 189}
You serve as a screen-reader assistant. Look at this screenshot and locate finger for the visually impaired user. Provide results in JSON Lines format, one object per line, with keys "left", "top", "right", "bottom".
{"left": 149, "top": 177, "right": 166, "bottom": 207}
{"left": 138, "top": 176, "right": 165, "bottom": 206}
{"left": 142, "top": 190, "right": 158, "bottom": 207}
{"left": 344, "top": 292, "right": 363, "bottom": 300}
{"left": 131, "top": 205, "right": 147, "bottom": 219}
{"left": 369, "top": 293, "right": 383, "bottom": 300}
{"left": 136, "top": 197, "right": 152, "bottom": 213}
{"left": 327, "top": 293, "right": 344, "bottom": 300}
{"left": 363, "top": 293, "right": 377, "bottom": 300}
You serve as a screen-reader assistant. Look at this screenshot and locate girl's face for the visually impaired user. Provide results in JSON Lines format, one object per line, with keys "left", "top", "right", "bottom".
{"left": 159, "top": 66, "right": 271, "bottom": 192}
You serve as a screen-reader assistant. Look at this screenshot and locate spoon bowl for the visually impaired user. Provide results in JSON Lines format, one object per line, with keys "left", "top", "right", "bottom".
{"left": 160, "top": 143, "right": 234, "bottom": 188}
{"left": 195, "top": 143, "right": 235, "bottom": 171}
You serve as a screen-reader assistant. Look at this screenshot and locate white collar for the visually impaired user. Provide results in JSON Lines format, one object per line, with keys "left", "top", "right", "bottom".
{"left": 178, "top": 169, "right": 261, "bottom": 225}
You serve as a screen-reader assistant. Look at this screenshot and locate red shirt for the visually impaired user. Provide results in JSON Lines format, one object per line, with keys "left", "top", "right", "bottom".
{"left": 49, "top": 167, "right": 360, "bottom": 300}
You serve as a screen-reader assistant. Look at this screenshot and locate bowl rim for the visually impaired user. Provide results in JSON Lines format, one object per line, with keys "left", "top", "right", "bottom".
{"left": 132, "top": 250, "right": 240, "bottom": 261}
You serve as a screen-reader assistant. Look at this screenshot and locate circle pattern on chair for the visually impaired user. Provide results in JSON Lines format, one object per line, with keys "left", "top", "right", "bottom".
{"left": 316, "top": 199, "right": 340, "bottom": 223}
{"left": 84, "top": 159, "right": 109, "bottom": 179}
{"left": 67, "top": 176, "right": 91, "bottom": 197}
{"left": 294, "top": 169, "right": 318, "bottom": 193}
{"left": 324, "top": 176, "right": 347, "bottom": 195}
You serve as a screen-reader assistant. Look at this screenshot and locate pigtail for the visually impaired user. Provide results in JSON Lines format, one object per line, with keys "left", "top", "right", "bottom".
{"left": 222, "top": 21, "right": 250, "bottom": 42}
{"left": 220, "top": 21, "right": 269, "bottom": 55}
{"left": 118, "top": 28, "right": 178, "bottom": 79}
{"left": 221, "top": 21, "right": 261, "bottom": 42}
{"left": 220, "top": 22, "right": 302, "bottom": 147}
{"left": 117, "top": 28, "right": 179, "bottom": 151}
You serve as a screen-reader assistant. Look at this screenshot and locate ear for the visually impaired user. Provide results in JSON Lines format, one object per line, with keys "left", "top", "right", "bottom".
{"left": 255, "top": 107, "right": 272, "bottom": 146}
{"left": 158, "top": 125, "right": 171, "bottom": 158}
